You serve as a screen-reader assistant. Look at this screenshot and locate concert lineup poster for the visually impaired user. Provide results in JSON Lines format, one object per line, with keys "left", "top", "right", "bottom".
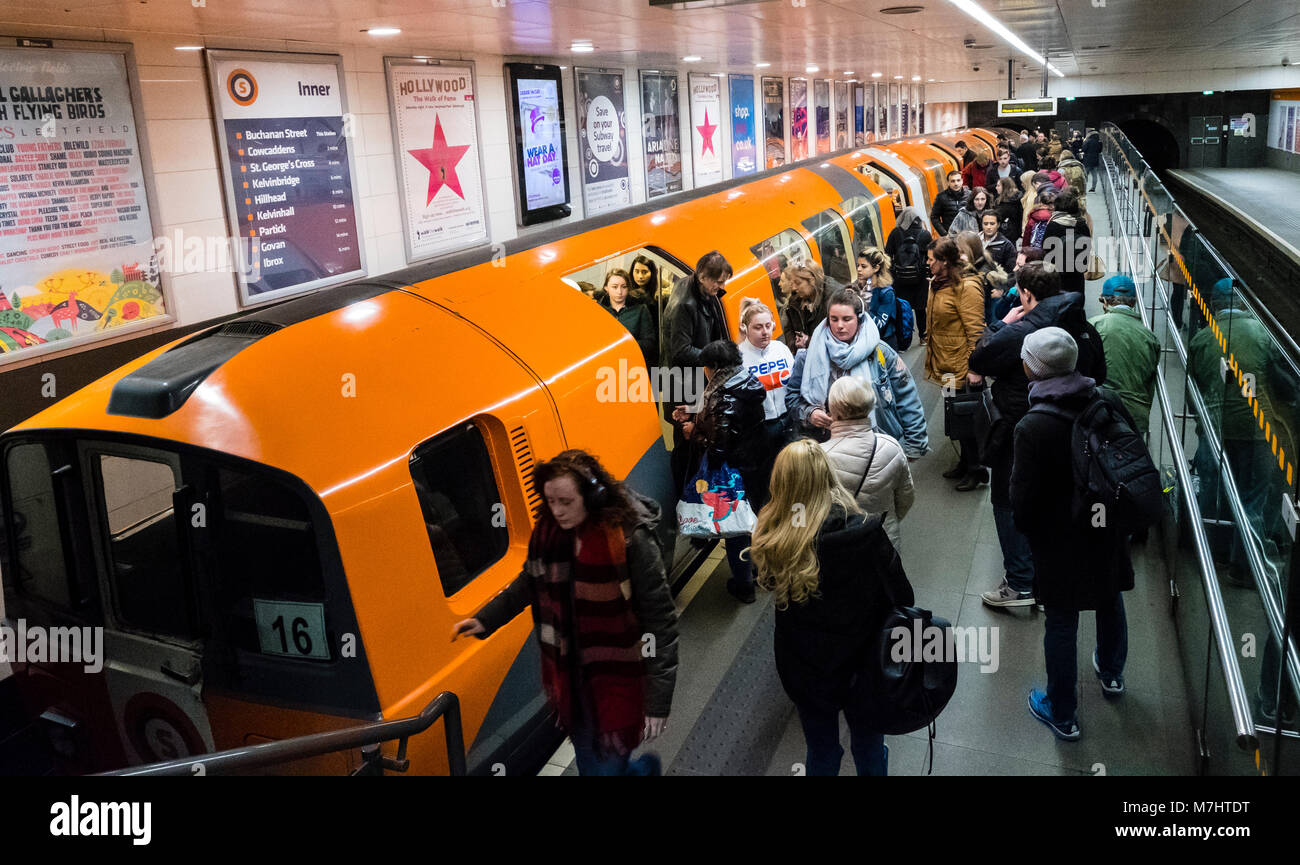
{"left": 762, "top": 77, "right": 785, "bottom": 168}
{"left": 689, "top": 73, "right": 723, "bottom": 187}
{"left": 814, "top": 79, "right": 831, "bottom": 155}
{"left": 729, "top": 74, "right": 756, "bottom": 177}
{"left": 835, "top": 81, "right": 849, "bottom": 150}
{"left": 576, "top": 69, "right": 631, "bottom": 217}
{"left": 641, "top": 71, "right": 681, "bottom": 199}
{"left": 854, "top": 85, "right": 865, "bottom": 146}
{"left": 388, "top": 61, "right": 487, "bottom": 263}
{"left": 0, "top": 47, "right": 166, "bottom": 358}
{"left": 210, "top": 53, "right": 364, "bottom": 305}
{"left": 790, "top": 78, "right": 808, "bottom": 161}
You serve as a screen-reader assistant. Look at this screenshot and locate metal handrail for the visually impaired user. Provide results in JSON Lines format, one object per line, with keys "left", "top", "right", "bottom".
{"left": 1097, "top": 142, "right": 1258, "bottom": 750}
{"left": 97, "top": 691, "right": 466, "bottom": 776}
{"left": 1103, "top": 124, "right": 1300, "bottom": 746}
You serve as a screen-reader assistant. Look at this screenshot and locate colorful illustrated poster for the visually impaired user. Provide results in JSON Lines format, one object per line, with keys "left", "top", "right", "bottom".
{"left": 689, "top": 73, "right": 723, "bottom": 186}
{"left": 889, "top": 83, "right": 900, "bottom": 138}
{"left": 868, "top": 83, "right": 879, "bottom": 141}
{"left": 729, "top": 74, "right": 757, "bottom": 177}
{"left": 917, "top": 84, "right": 926, "bottom": 134}
{"left": 762, "top": 77, "right": 786, "bottom": 169}
{"left": 515, "top": 77, "right": 567, "bottom": 213}
{"left": 576, "top": 69, "right": 631, "bottom": 217}
{"left": 814, "top": 79, "right": 831, "bottom": 155}
{"left": 641, "top": 71, "right": 681, "bottom": 199}
{"left": 854, "top": 85, "right": 865, "bottom": 146}
{"left": 387, "top": 60, "right": 487, "bottom": 263}
{"left": 0, "top": 47, "right": 165, "bottom": 357}
{"left": 901, "top": 85, "right": 910, "bottom": 135}
{"left": 835, "top": 81, "right": 849, "bottom": 149}
{"left": 790, "top": 78, "right": 808, "bottom": 161}
{"left": 209, "top": 52, "right": 364, "bottom": 305}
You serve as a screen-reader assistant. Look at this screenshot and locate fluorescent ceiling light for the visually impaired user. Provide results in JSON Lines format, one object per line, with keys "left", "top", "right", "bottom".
{"left": 806, "top": 65, "right": 819, "bottom": 72}
{"left": 756, "top": 62, "right": 771, "bottom": 67}
{"left": 912, "top": 75, "right": 921, "bottom": 81}
{"left": 871, "top": 72, "right": 883, "bottom": 78}
{"left": 571, "top": 41, "right": 594, "bottom": 52}
{"left": 944, "top": 0, "right": 1064, "bottom": 77}
{"left": 843, "top": 70, "right": 853, "bottom": 75}
{"left": 174, "top": 45, "right": 203, "bottom": 51}
{"left": 682, "top": 55, "right": 701, "bottom": 62}
{"left": 893, "top": 75, "right": 903, "bottom": 79}
{"left": 366, "top": 27, "right": 401, "bottom": 36}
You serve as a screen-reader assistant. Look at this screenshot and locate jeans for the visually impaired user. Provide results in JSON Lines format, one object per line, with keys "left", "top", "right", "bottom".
{"left": 794, "top": 702, "right": 888, "bottom": 776}
{"left": 1043, "top": 594, "right": 1128, "bottom": 721}
{"left": 897, "top": 280, "right": 928, "bottom": 338}
{"left": 725, "top": 534, "right": 753, "bottom": 587}
{"left": 1195, "top": 436, "right": 1285, "bottom": 572}
{"left": 571, "top": 727, "right": 661, "bottom": 776}
{"left": 991, "top": 441, "right": 1035, "bottom": 593}
{"left": 1084, "top": 162, "right": 1098, "bottom": 190}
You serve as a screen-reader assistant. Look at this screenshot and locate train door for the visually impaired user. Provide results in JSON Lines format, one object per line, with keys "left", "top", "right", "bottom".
{"left": 802, "top": 210, "right": 854, "bottom": 288}
{"left": 863, "top": 148, "right": 929, "bottom": 216}
{"left": 839, "top": 194, "right": 885, "bottom": 255}
{"left": 79, "top": 442, "right": 215, "bottom": 764}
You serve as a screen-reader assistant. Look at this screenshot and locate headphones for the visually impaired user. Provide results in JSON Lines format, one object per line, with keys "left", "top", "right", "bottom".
{"left": 575, "top": 464, "right": 610, "bottom": 511}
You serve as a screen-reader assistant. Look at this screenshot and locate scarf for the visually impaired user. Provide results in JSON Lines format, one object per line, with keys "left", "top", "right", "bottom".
{"left": 800, "top": 313, "right": 881, "bottom": 410}
{"left": 527, "top": 518, "right": 645, "bottom": 751}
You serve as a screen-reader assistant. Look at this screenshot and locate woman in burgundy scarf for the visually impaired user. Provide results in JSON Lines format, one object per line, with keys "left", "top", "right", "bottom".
{"left": 453, "top": 450, "right": 679, "bottom": 775}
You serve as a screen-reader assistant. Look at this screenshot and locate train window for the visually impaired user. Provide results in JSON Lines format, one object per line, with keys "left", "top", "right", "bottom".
{"left": 839, "top": 195, "right": 884, "bottom": 255}
{"left": 93, "top": 454, "right": 194, "bottom": 639}
{"left": 4, "top": 442, "right": 71, "bottom": 607}
{"left": 750, "top": 229, "right": 812, "bottom": 297}
{"left": 410, "top": 422, "right": 509, "bottom": 597}
{"left": 918, "top": 157, "right": 946, "bottom": 201}
{"left": 801, "top": 210, "right": 854, "bottom": 286}
{"left": 855, "top": 163, "right": 908, "bottom": 218}
{"left": 212, "top": 465, "right": 331, "bottom": 659}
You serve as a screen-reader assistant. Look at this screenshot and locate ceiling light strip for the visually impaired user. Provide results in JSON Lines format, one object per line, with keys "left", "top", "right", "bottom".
{"left": 944, "top": 0, "right": 1066, "bottom": 78}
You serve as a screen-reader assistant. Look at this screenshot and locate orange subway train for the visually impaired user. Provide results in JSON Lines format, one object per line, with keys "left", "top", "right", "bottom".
{"left": 0, "top": 128, "right": 1007, "bottom": 775}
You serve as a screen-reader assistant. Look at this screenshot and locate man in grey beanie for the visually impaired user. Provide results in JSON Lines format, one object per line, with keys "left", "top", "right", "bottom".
{"left": 1010, "top": 326, "right": 1135, "bottom": 741}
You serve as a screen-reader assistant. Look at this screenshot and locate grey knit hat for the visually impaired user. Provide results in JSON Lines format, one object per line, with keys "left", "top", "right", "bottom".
{"left": 1021, "top": 326, "right": 1077, "bottom": 379}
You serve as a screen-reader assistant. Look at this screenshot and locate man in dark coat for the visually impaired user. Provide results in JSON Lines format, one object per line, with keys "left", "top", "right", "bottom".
{"left": 1081, "top": 131, "right": 1103, "bottom": 191}
{"left": 930, "top": 170, "right": 969, "bottom": 237}
{"left": 663, "top": 250, "right": 732, "bottom": 489}
{"left": 968, "top": 263, "right": 1107, "bottom": 610}
{"left": 1011, "top": 327, "right": 1133, "bottom": 741}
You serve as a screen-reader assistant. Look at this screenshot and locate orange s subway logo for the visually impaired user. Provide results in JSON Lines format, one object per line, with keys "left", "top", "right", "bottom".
{"left": 749, "top": 357, "right": 789, "bottom": 391}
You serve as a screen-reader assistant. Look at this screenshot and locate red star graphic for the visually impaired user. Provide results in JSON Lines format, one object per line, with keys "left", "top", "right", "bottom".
{"left": 697, "top": 109, "right": 717, "bottom": 156}
{"left": 408, "top": 115, "right": 471, "bottom": 204}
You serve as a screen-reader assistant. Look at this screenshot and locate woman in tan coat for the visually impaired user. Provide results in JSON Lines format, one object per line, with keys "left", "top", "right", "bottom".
{"left": 924, "top": 237, "right": 988, "bottom": 490}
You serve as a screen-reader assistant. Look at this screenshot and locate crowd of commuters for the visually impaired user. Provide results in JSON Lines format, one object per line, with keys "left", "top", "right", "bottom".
{"left": 448, "top": 125, "right": 1280, "bottom": 775}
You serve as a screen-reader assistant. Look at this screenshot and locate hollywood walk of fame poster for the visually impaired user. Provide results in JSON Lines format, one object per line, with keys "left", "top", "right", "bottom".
{"left": 387, "top": 59, "right": 488, "bottom": 262}
{"left": 576, "top": 68, "right": 631, "bottom": 218}
{"left": 688, "top": 73, "right": 723, "bottom": 187}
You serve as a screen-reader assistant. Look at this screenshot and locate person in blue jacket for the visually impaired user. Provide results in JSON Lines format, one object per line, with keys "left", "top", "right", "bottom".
{"left": 784, "top": 287, "right": 930, "bottom": 458}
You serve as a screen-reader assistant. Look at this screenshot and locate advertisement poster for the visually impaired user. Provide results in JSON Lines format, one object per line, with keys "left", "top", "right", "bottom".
{"left": 729, "top": 74, "right": 757, "bottom": 177}
{"left": 641, "top": 71, "right": 682, "bottom": 199}
{"left": 917, "top": 84, "right": 926, "bottom": 134}
{"left": 689, "top": 73, "right": 723, "bottom": 187}
{"left": 854, "top": 84, "right": 865, "bottom": 146}
{"left": 926, "top": 102, "right": 968, "bottom": 132}
{"left": 889, "top": 83, "right": 900, "bottom": 138}
{"left": 576, "top": 69, "right": 631, "bottom": 217}
{"left": 387, "top": 60, "right": 487, "bottom": 263}
{"left": 790, "top": 78, "right": 808, "bottom": 161}
{"left": 835, "top": 81, "right": 849, "bottom": 149}
{"left": 814, "top": 79, "right": 831, "bottom": 155}
{"left": 0, "top": 47, "right": 166, "bottom": 359}
{"left": 762, "top": 77, "right": 786, "bottom": 169}
{"left": 901, "top": 84, "right": 910, "bottom": 135}
{"left": 514, "top": 76, "right": 568, "bottom": 215}
{"left": 868, "top": 82, "right": 878, "bottom": 141}
{"left": 209, "top": 52, "right": 364, "bottom": 305}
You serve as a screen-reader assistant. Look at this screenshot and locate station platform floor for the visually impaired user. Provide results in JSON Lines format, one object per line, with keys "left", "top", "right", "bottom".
{"left": 539, "top": 184, "right": 1198, "bottom": 776}
{"left": 1168, "top": 168, "right": 1300, "bottom": 265}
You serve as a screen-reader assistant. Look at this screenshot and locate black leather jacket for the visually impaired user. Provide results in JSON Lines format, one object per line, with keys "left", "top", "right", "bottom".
{"left": 697, "top": 366, "right": 768, "bottom": 471}
{"left": 662, "top": 274, "right": 726, "bottom": 369}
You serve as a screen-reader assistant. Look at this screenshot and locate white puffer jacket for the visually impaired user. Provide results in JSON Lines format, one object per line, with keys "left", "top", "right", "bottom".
{"left": 820, "top": 418, "right": 915, "bottom": 551}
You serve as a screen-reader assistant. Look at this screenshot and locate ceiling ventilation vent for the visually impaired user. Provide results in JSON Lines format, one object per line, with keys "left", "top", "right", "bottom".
{"left": 649, "top": 0, "right": 776, "bottom": 9}
{"left": 879, "top": 5, "right": 926, "bottom": 13}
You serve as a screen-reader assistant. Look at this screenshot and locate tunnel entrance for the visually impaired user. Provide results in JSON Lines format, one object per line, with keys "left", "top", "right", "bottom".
{"left": 1118, "top": 118, "right": 1181, "bottom": 176}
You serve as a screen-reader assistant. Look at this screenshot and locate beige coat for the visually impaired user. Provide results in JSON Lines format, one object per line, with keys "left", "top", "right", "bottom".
{"left": 924, "top": 272, "right": 986, "bottom": 386}
{"left": 821, "top": 418, "right": 915, "bottom": 551}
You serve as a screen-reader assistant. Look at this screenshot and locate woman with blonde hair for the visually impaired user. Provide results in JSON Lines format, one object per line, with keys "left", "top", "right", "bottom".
{"left": 821, "top": 376, "right": 915, "bottom": 551}
{"left": 781, "top": 261, "right": 832, "bottom": 351}
{"left": 750, "top": 438, "right": 913, "bottom": 776}
{"left": 854, "top": 246, "right": 903, "bottom": 351}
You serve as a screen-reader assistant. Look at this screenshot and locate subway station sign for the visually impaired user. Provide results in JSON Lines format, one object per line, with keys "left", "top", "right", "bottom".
{"left": 998, "top": 98, "right": 1058, "bottom": 117}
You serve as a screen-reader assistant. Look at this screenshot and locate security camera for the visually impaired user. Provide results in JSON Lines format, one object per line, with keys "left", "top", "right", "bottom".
{"left": 1284, "top": 57, "right": 1291, "bottom": 67}
{"left": 973, "top": 65, "right": 981, "bottom": 72}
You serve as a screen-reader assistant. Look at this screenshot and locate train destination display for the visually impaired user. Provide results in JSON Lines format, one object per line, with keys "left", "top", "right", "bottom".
{"left": 0, "top": 47, "right": 167, "bottom": 359}
{"left": 208, "top": 52, "right": 365, "bottom": 305}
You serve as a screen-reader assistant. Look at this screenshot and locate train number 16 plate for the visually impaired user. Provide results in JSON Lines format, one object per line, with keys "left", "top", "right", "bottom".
{"left": 253, "top": 599, "right": 330, "bottom": 660}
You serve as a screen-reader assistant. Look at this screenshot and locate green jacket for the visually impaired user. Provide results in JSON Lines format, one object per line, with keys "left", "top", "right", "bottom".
{"left": 1188, "top": 308, "right": 1294, "bottom": 445}
{"left": 1089, "top": 305, "right": 1160, "bottom": 434}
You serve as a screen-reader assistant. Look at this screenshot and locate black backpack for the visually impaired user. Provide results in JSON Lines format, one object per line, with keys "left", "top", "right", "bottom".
{"left": 892, "top": 228, "right": 925, "bottom": 283}
{"left": 1029, "top": 390, "right": 1164, "bottom": 533}
{"left": 854, "top": 522, "right": 957, "bottom": 771}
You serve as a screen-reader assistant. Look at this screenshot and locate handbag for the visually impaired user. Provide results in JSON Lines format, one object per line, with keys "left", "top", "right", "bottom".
{"left": 943, "top": 387, "right": 983, "bottom": 441}
{"left": 975, "top": 386, "right": 1008, "bottom": 460}
{"left": 676, "top": 454, "right": 757, "bottom": 538}
{"left": 1085, "top": 252, "right": 1106, "bottom": 282}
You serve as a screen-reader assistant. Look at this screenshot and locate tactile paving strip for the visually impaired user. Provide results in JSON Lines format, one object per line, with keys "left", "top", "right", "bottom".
{"left": 666, "top": 601, "right": 796, "bottom": 776}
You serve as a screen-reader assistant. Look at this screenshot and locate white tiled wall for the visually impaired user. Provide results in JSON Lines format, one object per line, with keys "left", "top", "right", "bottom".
{"left": 928, "top": 65, "right": 1300, "bottom": 103}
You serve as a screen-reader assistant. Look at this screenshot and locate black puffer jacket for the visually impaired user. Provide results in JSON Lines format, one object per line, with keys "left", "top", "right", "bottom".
{"left": 474, "top": 490, "right": 680, "bottom": 718}
{"left": 968, "top": 291, "right": 1108, "bottom": 438}
{"left": 696, "top": 365, "right": 768, "bottom": 471}
{"left": 983, "top": 233, "right": 1017, "bottom": 274}
{"left": 930, "top": 187, "right": 969, "bottom": 237}
{"left": 662, "top": 273, "right": 726, "bottom": 369}
{"left": 1042, "top": 213, "right": 1092, "bottom": 296}
{"left": 1011, "top": 373, "right": 1135, "bottom": 610}
{"left": 772, "top": 506, "right": 914, "bottom": 713}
